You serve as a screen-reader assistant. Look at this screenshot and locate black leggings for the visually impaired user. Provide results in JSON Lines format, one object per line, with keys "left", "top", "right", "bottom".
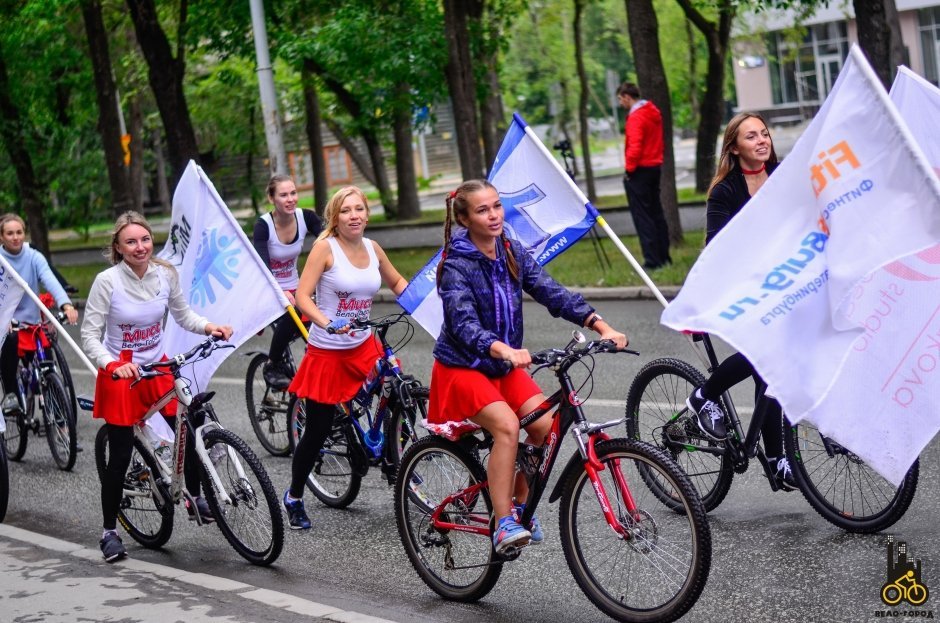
{"left": 289, "top": 400, "right": 336, "bottom": 498}
{"left": 1, "top": 336, "right": 21, "bottom": 396}
{"left": 100, "top": 415, "right": 204, "bottom": 531}
{"left": 269, "top": 312, "right": 303, "bottom": 366}
{"left": 700, "top": 352, "right": 784, "bottom": 458}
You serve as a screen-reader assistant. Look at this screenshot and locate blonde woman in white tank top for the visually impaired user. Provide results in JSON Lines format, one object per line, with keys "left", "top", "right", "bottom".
{"left": 280, "top": 186, "right": 408, "bottom": 530}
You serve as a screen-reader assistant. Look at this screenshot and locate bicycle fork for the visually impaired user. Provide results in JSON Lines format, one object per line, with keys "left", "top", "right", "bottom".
{"left": 577, "top": 430, "right": 639, "bottom": 539}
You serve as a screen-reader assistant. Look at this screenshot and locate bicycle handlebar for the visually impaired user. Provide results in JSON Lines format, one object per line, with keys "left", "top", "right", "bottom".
{"left": 325, "top": 312, "right": 410, "bottom": 334}
{"left": 531, "top": 338, "right": 639, "bottom": 369}
{"left": 110, "top": 335, "right": 232, "bottom": 380}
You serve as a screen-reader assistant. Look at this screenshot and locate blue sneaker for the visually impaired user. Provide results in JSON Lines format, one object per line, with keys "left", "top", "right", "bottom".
{"left": 283, "top": 490, "right": 311, "bottom": 530}
{"left": 492, "top": 515, "right": 531, "bottom": 554}
{"left": 514, "top": 503, "right": 543, "bottom": 545}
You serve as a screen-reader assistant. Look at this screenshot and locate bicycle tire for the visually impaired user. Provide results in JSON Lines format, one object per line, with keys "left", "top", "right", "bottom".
{"left": 94, "top": 425, "right": 174, "bottom": 548}
{"left": 41, "top": 372, "right": 77, "bottom": 471}
{"left": 3, "top": 409, "right": 27, "bottom": 461}
{"left": 394, "top": 436, "right": 502, "bottom": 602}
{"left": 384, "top": 384, "right": 429, "bottom": 471}
{"left": 244, "top": 353, "right": 292, "bottom": 456}
{"left": 49, "top": 337, "right": 78, "bottom": 422}
{"left": 559, "top": 438, "right": 711, "bottom": 623}
{"left": 0, "top": 436, "right": 8, "bottom": 522}
{"left": 289, "top": 397, "right": 363, "bottom": 508}
{"left": 199, "top": 428, "right": 284, "bottom": 566}
{"left": 625, "top": 358, "right": 734, "bottom": 512}
{"left": 784, "top": 420, "right": 918, "bottom": 533}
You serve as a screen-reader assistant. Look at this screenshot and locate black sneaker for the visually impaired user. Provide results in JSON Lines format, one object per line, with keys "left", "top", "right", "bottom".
{"left": 283, "top": 490, "right": 311, "bottom": 530}
{"left": 99, "top": 531, "right": 127, "bottom": 563}
{"left": 770, "top": 456, "right": 798, "bottom": 491}
{"left": 263, "top": 362, "right": 292, "bottom": 390}
{"left": 186, "top": 496, "right": 216, "bottom": 523}
{"left": 686, "top": 389, "right": 727, "bottom": 440}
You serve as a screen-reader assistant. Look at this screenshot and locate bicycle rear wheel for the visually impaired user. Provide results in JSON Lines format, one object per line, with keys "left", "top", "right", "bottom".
{"left": 94, "top": 426, "right": 174, "bottom": 548}
{"left": 784, "top": 421, "right": 918, "bottom": 533}
{"left": 245, "top": 353, "right": 292, "bottom": 456}
{"left": 394, "top": 437, "right": 501, "bottom": 602}
{"left": 41, "top": 372, "right": 76, "bottom": 471}
{"left": 384, "top": 383, "right": 429, "bottom": 472}
{"left": 49, "top": 338, "right": 78, "bottom": 422}
{"left": 559, "top": 439, "right": 711, "bottom": 623}
{"left": 0, "top": 435, "right": 8, "bottom": 522}
{"left": 625, "top": 358, "right": 733, "bottom": 512}
{"left": 290, "top": 398, "right": 364, "bottom": 508}
{"left": 200, "top": 428, "right": 284, "bottom": 566}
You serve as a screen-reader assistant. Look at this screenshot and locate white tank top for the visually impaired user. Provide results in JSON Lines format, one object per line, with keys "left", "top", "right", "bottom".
{"left": 261, "top": 209, "right": 309, "bottom": 290}
{"left": 103, "top": 265, "right": 170, "bottom": 364}
{"left": 310, "top": 237, "right": 381, "bottom": 350}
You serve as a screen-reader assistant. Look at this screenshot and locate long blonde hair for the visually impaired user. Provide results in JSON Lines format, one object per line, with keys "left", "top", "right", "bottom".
{"left": 707, "top": 112, "right": 779, "bottom": 197}
{"left": 315, "top": 186, "right": 370, "bottom": 243}
{"left": 108, "top": 211, "right": 172, "bottom": 269}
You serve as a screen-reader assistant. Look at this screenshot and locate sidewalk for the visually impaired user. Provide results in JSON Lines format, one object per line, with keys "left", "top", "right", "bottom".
{"left": 0, "top": 524, "right": 396, "bottom": 623}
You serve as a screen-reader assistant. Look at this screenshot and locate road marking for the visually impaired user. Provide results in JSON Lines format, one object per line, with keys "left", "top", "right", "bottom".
{"left": 0, "top": 524, "right": 399, "bottom": 623}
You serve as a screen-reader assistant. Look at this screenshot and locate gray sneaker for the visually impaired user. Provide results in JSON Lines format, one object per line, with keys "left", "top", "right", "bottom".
{"left": 99, "top": 531, "right": 127, "bottom": 563}
{"left": 2, "top": 392, "right": 22, "bottom": 416}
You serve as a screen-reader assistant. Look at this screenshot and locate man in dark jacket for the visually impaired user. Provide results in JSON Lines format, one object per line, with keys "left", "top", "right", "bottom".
{"left": 618, "top": 82, "right": 671, "bottom": 270}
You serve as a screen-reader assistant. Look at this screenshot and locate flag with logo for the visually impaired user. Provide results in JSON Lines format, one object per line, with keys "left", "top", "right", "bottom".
{"left": 398, "top": 113, "right": 599, "bottom": 337}
{"left": 660, "top": 46, "right": 940, "bottom": 484}
{"left": 159, "top": 161, "right": 290, "bottom": 389}
{"left": 796, "top": 65, "right": 940, "bottom": 484}
{"left": 0, "top": 255, "right": 26, "bottom": 352}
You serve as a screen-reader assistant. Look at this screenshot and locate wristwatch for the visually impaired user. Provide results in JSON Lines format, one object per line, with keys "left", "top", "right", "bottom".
{"left": 587, "top": 313, "right": 603, "bottom": 330}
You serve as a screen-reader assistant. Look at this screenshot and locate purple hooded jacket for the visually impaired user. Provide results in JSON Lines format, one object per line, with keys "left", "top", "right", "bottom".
{"left": 433, "top": 232, "right": 594, "bottom": 378}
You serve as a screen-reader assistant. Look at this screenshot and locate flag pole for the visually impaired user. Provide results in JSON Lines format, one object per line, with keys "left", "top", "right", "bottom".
{"left": 286, "top": 305, "right": 309, "bottom": 340}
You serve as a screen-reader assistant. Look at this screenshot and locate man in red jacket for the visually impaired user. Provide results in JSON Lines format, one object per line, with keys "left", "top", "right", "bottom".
{"left": 618, "top": 82, "right": 671, "bottom": 269}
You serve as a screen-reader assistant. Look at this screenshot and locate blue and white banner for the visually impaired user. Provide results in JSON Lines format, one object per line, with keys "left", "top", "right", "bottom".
{"left": 661, "top": 47, "right": 940, "bottom": 485}
{"left": 159, "top": 161, "right": 290, "bottom": 390}
{"left": 399, "top": 113, "right": 599, "bottom": 338}
{"left": 0, "top": 256, "right": 25, "bottom": 353}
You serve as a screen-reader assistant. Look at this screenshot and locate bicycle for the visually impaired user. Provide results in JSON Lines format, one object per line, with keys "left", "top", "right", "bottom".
{"left": 244, "top": 317, "right": 306, "bottom": 457}
{"left": 3, "top": 317, "right": 77, "bottom": 471}
{"left": 0, "top": 421, "right": 7, "bottom": 522}
{"left": 624, "top": 332, "right": 918, "bottom": 533}
{"left": 287, "top": 312, "right": 429, "bottom": 508}
{"left": 37, "top": 291, "right": 79, "bottom": 419}
{"left": 86, "top": 336, "right": 284, "bottom": 566}
{"left": 394, "top": 332, "right": 711, "bottom": 623}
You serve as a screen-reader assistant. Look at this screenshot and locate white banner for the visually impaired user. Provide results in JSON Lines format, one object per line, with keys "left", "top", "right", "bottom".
{"left": 159, "top": 161, "right": 290, "bottom": 390}
{"left": 661, "top": 46, "right": 940, "bottom": 484}
{"left": 0, "top": 256, "right": 26, "bottom": 352}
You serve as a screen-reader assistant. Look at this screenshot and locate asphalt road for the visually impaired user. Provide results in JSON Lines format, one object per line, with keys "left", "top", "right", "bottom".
{"left": 3, "top": 300, "right": 938, "bottom": 623}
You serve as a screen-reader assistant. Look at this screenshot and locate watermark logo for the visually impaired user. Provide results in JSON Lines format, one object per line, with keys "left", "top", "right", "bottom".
{"left": 875, "top": 536, "right": 932, "bottom": 618}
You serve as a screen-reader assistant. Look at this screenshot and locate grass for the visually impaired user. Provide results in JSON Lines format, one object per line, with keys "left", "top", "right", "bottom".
{"left": 57, "top": 229, "right": 702, "bottom": 297}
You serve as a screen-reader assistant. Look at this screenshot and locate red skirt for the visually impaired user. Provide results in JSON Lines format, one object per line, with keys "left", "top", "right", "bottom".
{"left": 93, "top": 353, "right": 178, "bottom": 426}
{"left": 428, "top": 361, "right": 542, "bottom": 423}
{"left": 288, "top": 336, "right": 383, "bottom": 404}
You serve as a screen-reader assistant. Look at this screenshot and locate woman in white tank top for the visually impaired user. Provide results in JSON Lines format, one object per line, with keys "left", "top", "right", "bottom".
{"left": 280, "top": 186, "right": 408, "bottom": 530}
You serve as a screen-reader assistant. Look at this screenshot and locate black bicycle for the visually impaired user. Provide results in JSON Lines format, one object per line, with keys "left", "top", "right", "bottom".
{"left": 624, "top": 333, "right": 918, "bottom": 533}
{"left": 395, "top": 332, "right": 711, "bottom": 623}
{"left": 288, "top": 313, "right": 429, "bottom": 508}
{"left": 0, "top": 422, "right": 8, "bottom": 522}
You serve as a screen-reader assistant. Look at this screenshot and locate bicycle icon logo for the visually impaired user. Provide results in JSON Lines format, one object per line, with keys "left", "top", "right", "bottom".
{"left": 881, "top": 537, "right": 929, "bottom": 607}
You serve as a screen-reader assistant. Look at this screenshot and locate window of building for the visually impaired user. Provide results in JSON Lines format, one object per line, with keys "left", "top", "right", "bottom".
{"left": 767, "top": 22, "right": 848, "bottom": 105}
{"left": 918, "top": 7, "right": 940, "bottom": 85}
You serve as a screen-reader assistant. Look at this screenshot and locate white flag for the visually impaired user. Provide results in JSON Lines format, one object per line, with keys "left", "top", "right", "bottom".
{"left": 159, "top": 161, "right": 290, "bottom": 390}
{"left": 661, "top": 46, "right": 940, "bottom": 483}
{"left": 797, "top": 66, "right": 940, "bottom": 484}
{"left": 0, "top": 256, "right": 26, "bottom": 352}
{"left": 398, "top": 113, "right": 598, "bottom": 337}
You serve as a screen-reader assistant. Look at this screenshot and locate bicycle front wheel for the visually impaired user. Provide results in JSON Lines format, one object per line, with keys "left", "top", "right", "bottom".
{"left": 245, "top": 354, "right": 292, "bottom": 456}
{"left": 94, "top": 426, "right": 174, "bottom": 548}
{"left": 0, "top": 436, "right": 8, "bottom": 521}
{"left": 3, "top": 408, "right": 27, "bottom": 462}
{"left": 394, "top": 437, "right": 502, "bottom": 602}
{"left": 625, "top": 358, "right": 733, "bottom": 512}
{"left": 49, "top": 337, "right": 78, "bottom": 421}
{"left": 41, "top": 372, "right": 77, "bottom": 471}
{"left": 384, "top": 384, "right": 430, "bottom": 471}
{"left": 559, "top": 439, "right": 711, "bottom": 623}
{"left": 200, "top": 428, "right": 284, "bottom": 566}
{"left": 785, "top": 420, "right": 918, "bottom": 533}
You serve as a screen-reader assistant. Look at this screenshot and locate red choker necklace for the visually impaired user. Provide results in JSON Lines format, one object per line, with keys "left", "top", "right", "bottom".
{"left": 741, "top": 163, "right": 766, "bottom": 175}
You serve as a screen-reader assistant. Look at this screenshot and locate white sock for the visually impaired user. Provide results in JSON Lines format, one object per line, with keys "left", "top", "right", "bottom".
{"left": 102, "top": 529, "right": 117, "bottom": 539}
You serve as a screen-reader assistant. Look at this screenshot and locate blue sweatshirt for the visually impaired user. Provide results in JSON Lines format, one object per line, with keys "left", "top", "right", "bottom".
{"left": 0, "top": 243, "right": 72, "bottom": 324}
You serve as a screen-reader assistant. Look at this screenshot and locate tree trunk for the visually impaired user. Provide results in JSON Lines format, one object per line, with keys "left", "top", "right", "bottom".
{"left": 324, "top": 118, "right": 375, "bottom": 186}
{"left": 393, "top": 84, "right": 420, "bottom": 220}
{"left": 853, "top": 0, "right": 904, "bottom": 89}
{"left": 81, "top": 0, "right": 135, "bottom": 219}
{"left": 472, "top": 3, "right": 504, "bottom": 172}
{"left": 301, "top": 61, "right": 328, "bottom": 215}
{"left": 0, "top": 48, "right": 49, "bottom": 256}
{"left": 128, "top": 95, "right": 145, "bottom": 211}
{"left": 625, "top": 0, "right": 682, "bottom": 244}
{"left": 443, "top": 0, "right": 484, "bottom": 179}
{"left": 574, "top": 0, "right": 597, "bottom": 202}
{"left": 153, "top": 128, "right": 171, "bottom": 212}
{"left": 363, "top": 129, "right": 396, "bottom": 218}
{"left": 126, "top": 0, "right": 200, "bottom": 184}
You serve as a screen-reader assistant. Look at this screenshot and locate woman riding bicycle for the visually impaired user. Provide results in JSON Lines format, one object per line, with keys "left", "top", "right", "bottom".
{"left": 0, "top": 214, "right": 78, "bottom": 417}
{"left": 81, "top": 211, "right": 233, "bottom": 562}
{"left": 282, "top": 186, "right": 407, "bottom": 530}
{"left": 430, "top": 179, "right": 627, "bottom": 554}
{"left": 252, "top": 174, "right": 322, "bottom": 389}
{"left": 684, "top": 112, "right": 794, "bottom": 489}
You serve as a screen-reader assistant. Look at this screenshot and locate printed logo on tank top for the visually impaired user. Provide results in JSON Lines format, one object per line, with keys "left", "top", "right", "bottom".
{"left": 122, "top": 321, "right": 162, "bottom": 352}
{"left": 270, "top": 257, "right": 293, "bottom": 279}
{"left": 334, "top": 290, "right": 372, "bottom": 319}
